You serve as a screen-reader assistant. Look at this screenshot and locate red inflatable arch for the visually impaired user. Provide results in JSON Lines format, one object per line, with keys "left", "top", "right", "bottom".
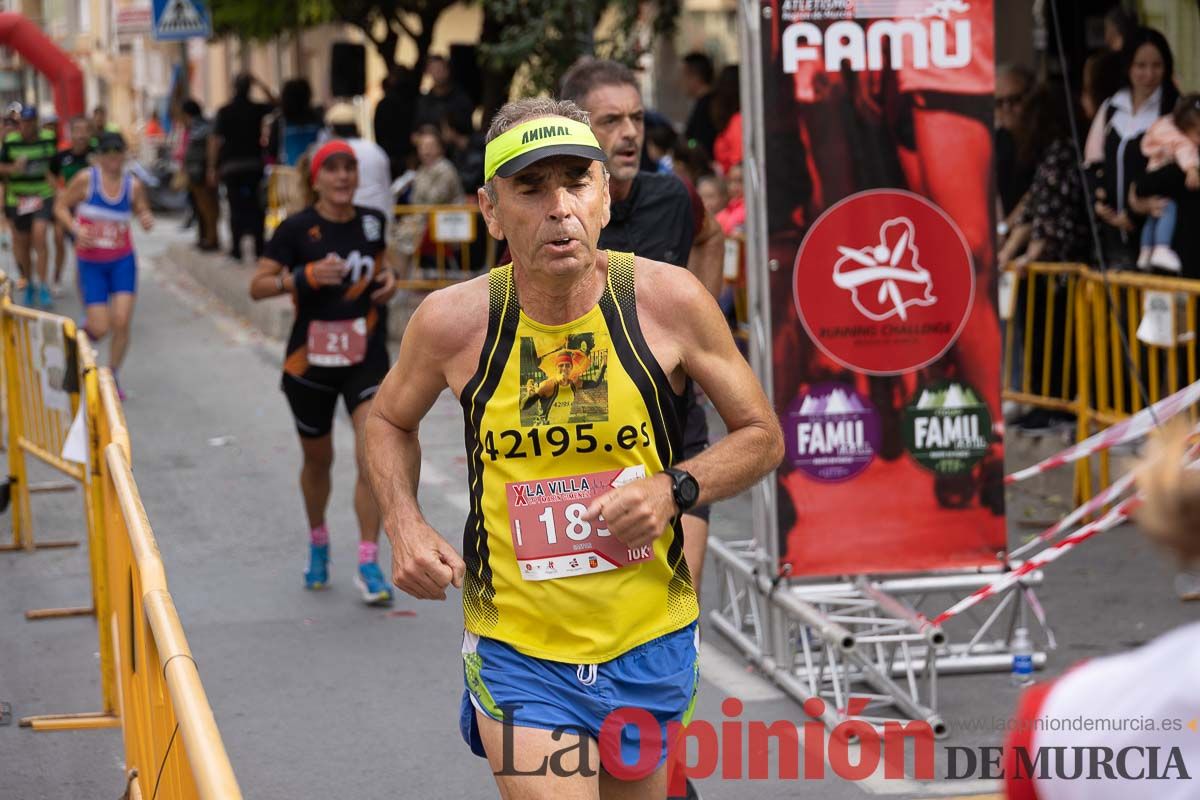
{"left": 0, "top": 13, "right": 85, "bottom": 126}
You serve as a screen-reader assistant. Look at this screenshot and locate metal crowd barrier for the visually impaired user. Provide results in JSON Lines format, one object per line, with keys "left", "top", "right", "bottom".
{"left": 393, "top": 203, "right": 499, "bottom": 289}
{"left": 265, "top": 165, "right": 303, "bottom": 237}
{"left": 264, "top": 173, "right": 500, "bottom": 288}
{"left": 97, "top": 372, "right": 242, "bottom": 798}
{"left": 1074, "top": 267, "right": 1200, "bottom": 499}
{"left": 1000, "top": 262, "right": 1200, "bottom": 500}
{"left": 1, "top": 276, "right": 242, "bottom": 797}
{"left": 1, "top": 298, "right": 85, "bottom": 555}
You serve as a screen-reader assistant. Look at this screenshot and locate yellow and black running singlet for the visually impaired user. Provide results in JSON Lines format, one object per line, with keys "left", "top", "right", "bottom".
{"left": 460, "top": 251, "right": 699, "bottom": 663}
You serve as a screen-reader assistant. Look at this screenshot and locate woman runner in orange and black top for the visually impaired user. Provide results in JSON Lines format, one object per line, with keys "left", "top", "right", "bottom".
{"left": 250, "top": 139, "right": 399, "bottom": 605}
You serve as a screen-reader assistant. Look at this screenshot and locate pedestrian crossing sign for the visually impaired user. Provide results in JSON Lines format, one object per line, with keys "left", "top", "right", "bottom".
{"left": 151, "top": 0, "right": 211, "bottom": 41}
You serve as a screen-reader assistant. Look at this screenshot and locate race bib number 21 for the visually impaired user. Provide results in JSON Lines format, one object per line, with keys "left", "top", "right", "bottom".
{"left": 307, "top": 318, "right": 367, "bottom": 367}
{"left": 507, "top": 465, "right": 652, "bottom": 581}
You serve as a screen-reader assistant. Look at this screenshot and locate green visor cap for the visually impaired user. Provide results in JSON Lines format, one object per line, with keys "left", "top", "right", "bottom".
{"left": 484, "top": 117, "right": 607, "bottom": 183}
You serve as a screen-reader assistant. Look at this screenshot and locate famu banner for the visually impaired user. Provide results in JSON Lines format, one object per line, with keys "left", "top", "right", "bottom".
{"left": 759, "top": 0, "right": 1006, "bottom": 575}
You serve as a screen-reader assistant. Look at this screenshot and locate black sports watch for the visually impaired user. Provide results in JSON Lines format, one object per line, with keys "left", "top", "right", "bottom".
{"left": 662, "top": 467, "right": 700, "bottom": 513}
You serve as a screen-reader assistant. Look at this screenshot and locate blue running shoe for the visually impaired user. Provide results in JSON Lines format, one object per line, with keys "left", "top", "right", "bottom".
{"left": 354, "top": 562, "right": 393, "bottom": 605}
{"left": 21, "top": 283, "right": 34, "bottom": 307}
{"left": 37, "top": 284, "right": 52, "bottom": 310}
{"left": 304, "top": 543, "right": 330, "bottom": 590}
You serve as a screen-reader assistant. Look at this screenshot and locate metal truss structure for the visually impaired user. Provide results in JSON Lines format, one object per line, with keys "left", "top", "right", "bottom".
{"left": 708, "top": 537, "right": 1051, "bottom": 735}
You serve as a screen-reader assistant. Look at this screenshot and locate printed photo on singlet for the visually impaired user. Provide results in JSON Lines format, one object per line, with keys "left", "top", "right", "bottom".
{"left": 518, "top": 330, "right": 609, "bottom": 427}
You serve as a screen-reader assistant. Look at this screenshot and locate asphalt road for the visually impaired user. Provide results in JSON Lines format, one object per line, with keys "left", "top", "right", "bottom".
{"left": 1, "top": 224, "right": 1196, "bottom": 799}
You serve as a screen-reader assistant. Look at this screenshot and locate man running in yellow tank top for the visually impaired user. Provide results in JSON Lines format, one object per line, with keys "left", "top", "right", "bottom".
{"left": 365, "top": 97, "right": 783, "bottom": 799}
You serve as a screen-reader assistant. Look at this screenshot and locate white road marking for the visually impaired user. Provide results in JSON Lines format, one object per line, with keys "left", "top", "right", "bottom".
{"left": 698, "top": 642, "right": 785, "bottom": 702}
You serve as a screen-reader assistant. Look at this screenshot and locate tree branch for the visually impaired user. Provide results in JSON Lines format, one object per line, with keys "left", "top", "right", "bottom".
{"left": 389, "top": 10, "right": 417, "bottom": 42}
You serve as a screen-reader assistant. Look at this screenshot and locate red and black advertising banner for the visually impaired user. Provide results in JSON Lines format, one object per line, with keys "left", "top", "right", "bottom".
{"left": 756, "top": 0, "right": 1006, "bottom": 575}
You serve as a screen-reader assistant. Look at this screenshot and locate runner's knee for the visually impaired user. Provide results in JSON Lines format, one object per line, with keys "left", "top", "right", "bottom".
{"left": 301, "top": 441, "right": 334, "bottom": 472}
{"left": 86, "top": 314, "right": 110, "bottom": 340}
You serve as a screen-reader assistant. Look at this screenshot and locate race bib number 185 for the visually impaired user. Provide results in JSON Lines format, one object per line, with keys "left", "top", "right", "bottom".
{"left": 507, "top": 465, "right": 652, "bottom": 581}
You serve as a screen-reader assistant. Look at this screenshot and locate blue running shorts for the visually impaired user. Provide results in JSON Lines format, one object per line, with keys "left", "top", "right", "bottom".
{"left": 460, "top": 621, "right": 700, "bottom": 776}
{"left": 79, "top": 253, "right": 137, "bottom": 306}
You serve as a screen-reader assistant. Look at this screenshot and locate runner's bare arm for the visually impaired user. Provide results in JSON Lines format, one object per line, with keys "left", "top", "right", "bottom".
{"left": 131, "top": 179, "right": 154, "bottom": 230}
{"left": 688, "top": 209, "right": 725, "bottom": 300}
{"left": 366, "top": 283, "right": 483, "bottom": 599}
{"left": 53, "top": 171, "right": 89, "bottom": 234}
{"left": 248, "top": 257, "right": 291, "bottom": 299}
{"left": 0, "top": 151, "right": 25, "bottom": 176}
{"left": 366, "top": 300, "right": 448, "bottom": 525}
{"left": 250, "top": 253, "right": 345, "bottom": 299}
{"left": 586, "top": 261, "right": 782, "bottom": 548}
{"left": 667, "top": 269, "right": 784, "bottom": 503}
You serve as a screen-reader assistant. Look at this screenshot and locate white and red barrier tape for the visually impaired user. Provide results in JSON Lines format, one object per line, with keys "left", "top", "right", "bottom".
{"left": 1007, "top": 426, "right": 1200, "bottom": 561}
{"left": 930, "top": 496, "right": 1141, "bottom": 627}
{"left": 1007, "top": 470, "right": 1137, "bottom": 561}
{"left": 1005, "top": 379, "right": 1200, "bottom": 484}
{"left": 935, "top": 445, "right": 1200, "bottom": 627}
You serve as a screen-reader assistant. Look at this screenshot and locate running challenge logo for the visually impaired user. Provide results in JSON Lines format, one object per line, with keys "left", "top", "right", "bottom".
{"left": 793, "top": 190, "right": 973, "bottom": 375}
{"left": 781, "top": 1, "right": 975, "bottom": 73}
{"left": 833, "top": 218, "right": 935, "bottom": 322}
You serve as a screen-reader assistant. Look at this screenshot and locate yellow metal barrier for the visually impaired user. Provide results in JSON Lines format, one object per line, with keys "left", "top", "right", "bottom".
{"left": 393, "top": 202, "right": 499, "bottom": 289}
{"left": 97, "top": 372, "right": 242, "bottom": 798}
{"left": 999, "top": 262, "right": 1090, "bottom": 501}
{"left": 265, "top": 165, "right": 303, "bottom": 237}
{"left": 1073, "top": 267, "right": 1200, "bottom": 500}
{"left": 265, "top": 179, "right": 500, "bottom": 288}
{"left": 1000, "top": 262, "right": 1082, "bottom": 416}
{"left": 0, "top": 290, "right": 85, "bottom": 553}
{"left": 1001, "top": 262, "right": 1200, "bottom": 501}
{"left": 1, "top": 294, "right": 241, "bottom": 796}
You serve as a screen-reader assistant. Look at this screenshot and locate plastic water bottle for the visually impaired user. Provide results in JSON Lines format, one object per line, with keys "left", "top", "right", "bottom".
{"left": 1011, "top": 627, "right": 1035, "bottom": 687}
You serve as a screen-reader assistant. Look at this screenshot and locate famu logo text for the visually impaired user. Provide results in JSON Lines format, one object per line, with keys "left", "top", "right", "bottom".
{"left": 783, "top": 14, "right": 973, "bottom": 74}
{"left": 521, "top": 125, "right": 571, "bottom": 144}
{"left": 903, "top": 380, "right": 990, "bottom": 475}
{"left": 787, "top": 383, "right": 881, "bottom": 483}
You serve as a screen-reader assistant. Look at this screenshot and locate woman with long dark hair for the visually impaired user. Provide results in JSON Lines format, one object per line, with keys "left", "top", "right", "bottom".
{"left": 1001, "top": 83, "right": 1092, "bottom": 267}
{"left": 1084, "top": 27, "right": 1180, "bottom": 266}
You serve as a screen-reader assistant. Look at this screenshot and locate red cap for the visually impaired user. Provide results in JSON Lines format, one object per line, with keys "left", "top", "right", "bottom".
{"left": 310, "top": 140, "right": 357, "bottom": 182}
{"left": 556, "top": 352, "right": 574, "bottom": 366}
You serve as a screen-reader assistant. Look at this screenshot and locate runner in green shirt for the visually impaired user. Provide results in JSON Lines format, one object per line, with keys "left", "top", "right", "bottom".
{"left": 0, "top": 107, "right": 58, "bottom": 308}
